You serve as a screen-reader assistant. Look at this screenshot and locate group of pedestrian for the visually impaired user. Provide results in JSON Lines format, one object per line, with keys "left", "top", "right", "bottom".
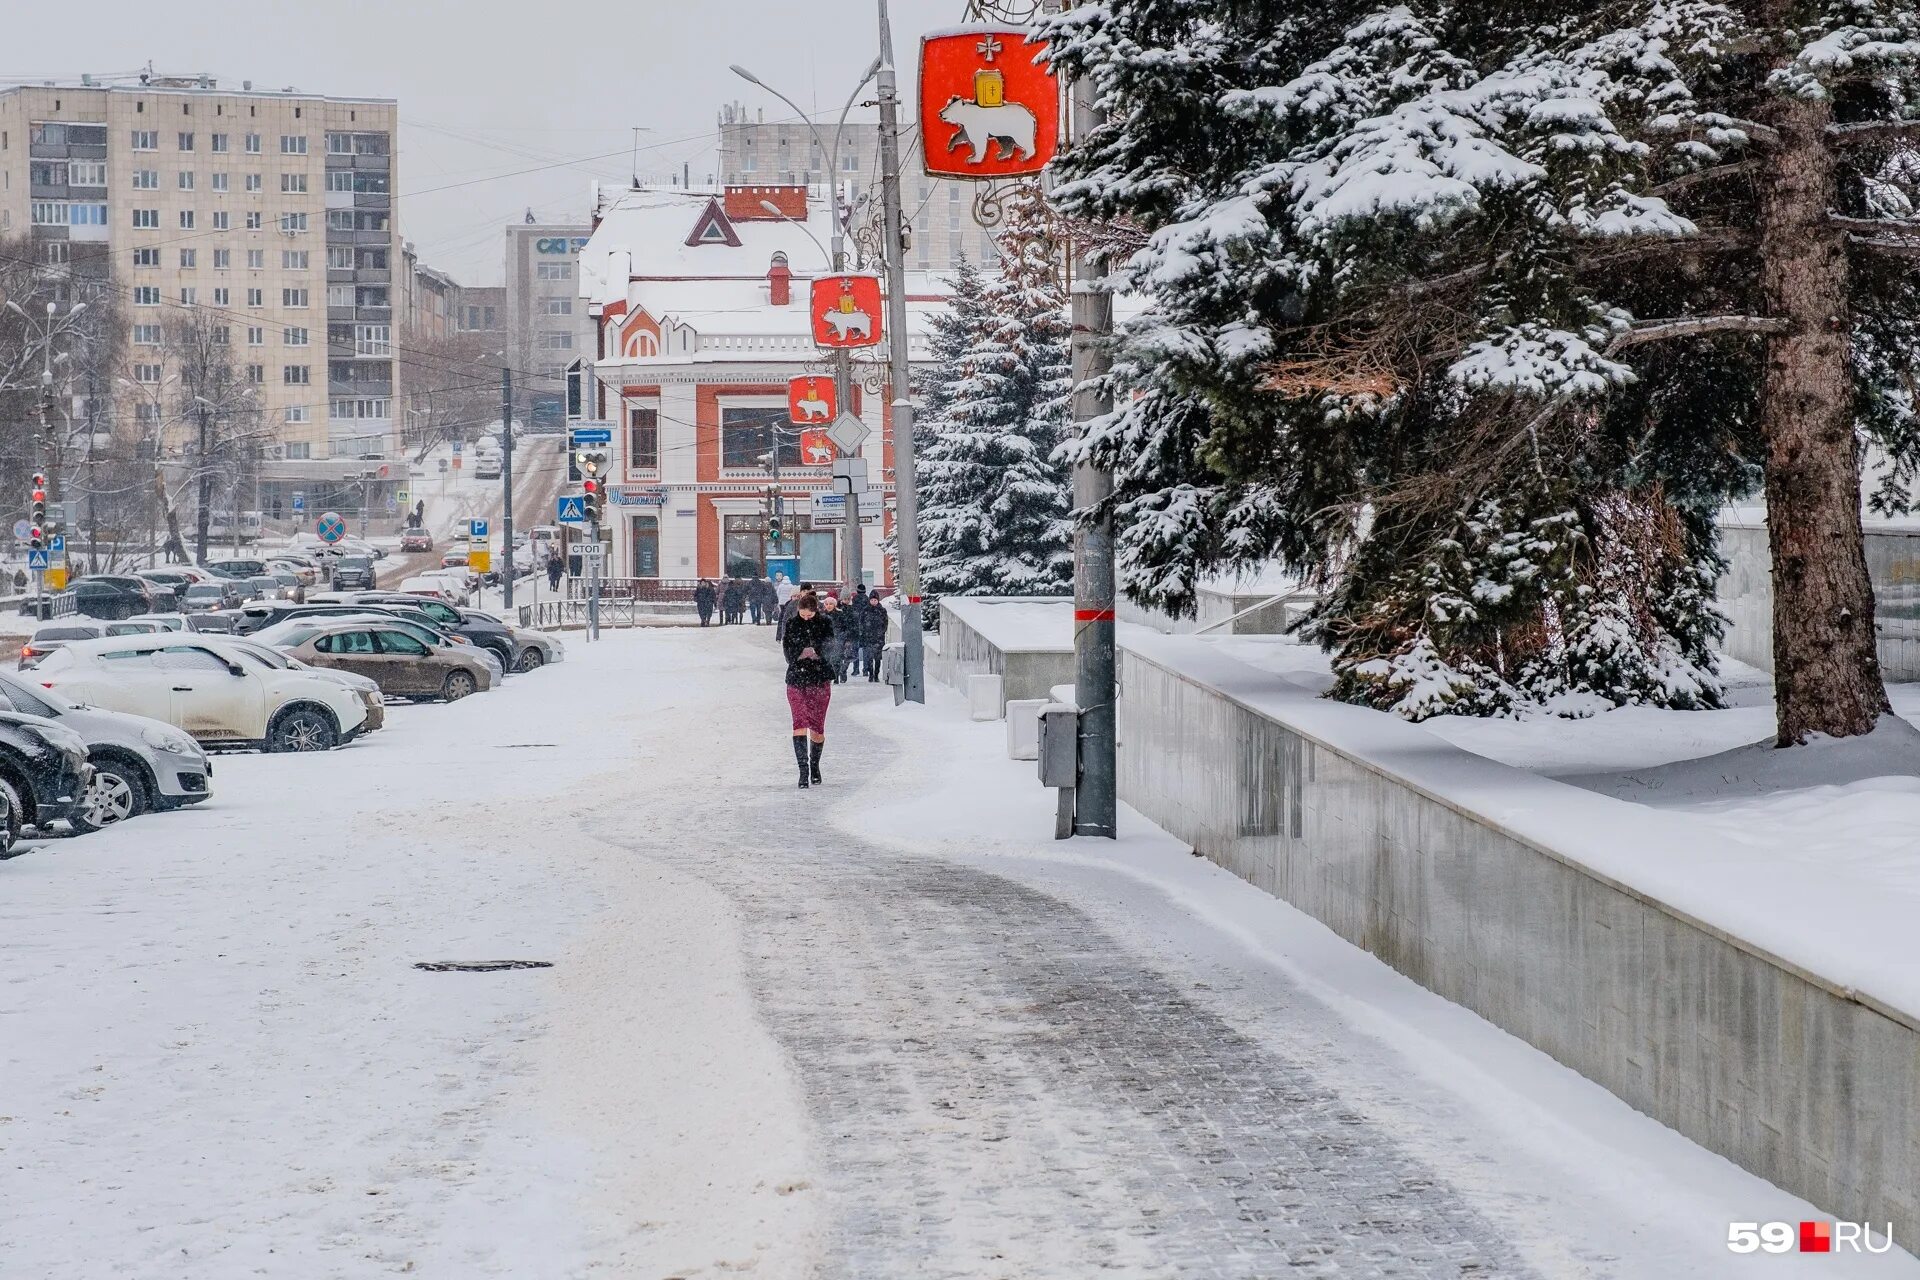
{"left": 694, "top": 575, "right": 784, "bottom": 627}
{"left": 776, "top": 582, "right": 893, "bottom": 787}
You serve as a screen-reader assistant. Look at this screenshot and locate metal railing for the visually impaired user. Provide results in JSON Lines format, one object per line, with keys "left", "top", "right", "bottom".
{"left": 524, "top": 597, "right": 687, "bottom": 630}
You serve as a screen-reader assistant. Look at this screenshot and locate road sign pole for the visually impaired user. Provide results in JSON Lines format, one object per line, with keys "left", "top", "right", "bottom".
{"left": 588, "top": 517, "right": 601, "bottom": 641}
{"left": 501, "top": 366, "right": 515, "bottom": 612}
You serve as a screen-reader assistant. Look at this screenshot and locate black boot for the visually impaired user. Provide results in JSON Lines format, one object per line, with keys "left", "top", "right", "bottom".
{"left": 809, "top": 739, "right": 823, "bottom": 785}
{"left": 793, "top": 736, "right": 810, "bottom": 788}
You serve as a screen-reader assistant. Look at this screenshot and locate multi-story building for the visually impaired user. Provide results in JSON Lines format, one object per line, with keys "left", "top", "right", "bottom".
{"left": 504, "top": 222, "right": 594, "bottom": 429}
{"left": 716, "top": 102, "right": 1000, "bottom": 272}
{"left": 400, "top": 242, "right": 457, "bottom": 342}
{"left": 577, "top": 183, "right": 944, "bottom": 586}
{"left": 0, "top": 77, "right": 403, "bottom": 524}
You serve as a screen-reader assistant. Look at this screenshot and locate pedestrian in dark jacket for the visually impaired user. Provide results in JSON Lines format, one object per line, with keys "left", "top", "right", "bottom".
{"left": 756, "top": 577, "right": 778, "bottom": 625}
{"left": 747, "top": 578, "right": 764, "bottom": 625}
{"left": 860, "top": 591, "right": 890, "bottom": 680}
{"left": 822, "top": 594, "right": 857, "bottom": 683}
{"left": 782, "top": 590, "right": 835, "bottom": 788}
{"left": 546, "top": 551, "right": 564, "bottom": 592}
{"left": 693, "top": 580, "right": 716, "bottom": 627}
{"left": 721, "top": 578, "right": 744, "bottom": 625}
{"left": 775, "top": 592, "right": 801, "bottom": 642}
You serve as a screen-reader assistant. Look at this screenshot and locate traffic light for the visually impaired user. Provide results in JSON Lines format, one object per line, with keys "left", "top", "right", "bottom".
{"left": 29, "top": 473, "right": 46, "bottom": 550}
{"left": 579, "top": 450, "right": 606, "bottom": 525}
{"left": 765, "top": 483, "right": 783, "bottom": 544}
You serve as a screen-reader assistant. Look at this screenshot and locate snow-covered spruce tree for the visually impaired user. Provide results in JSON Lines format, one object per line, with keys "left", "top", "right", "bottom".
{"left": 1043, "top": 0, "right": 1920, "bottom": 740}
{"left": 916, "top": 183, "right": 1075, "bottom": 613}
{"left": 907, "top": 256, "right": 992, "bottom": 628}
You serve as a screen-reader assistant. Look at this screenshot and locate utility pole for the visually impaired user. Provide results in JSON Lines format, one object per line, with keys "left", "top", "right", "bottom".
{"left": 875, "top": 0, "right": 926, "bottom": 701}
{"left": 85, "top": 369, "right": 98, "bottom": 574}
{"left": 830, "top": 199, "right": 861, "bottom": 594}
{"left": 1069, "top": 67, "right": 1118, "bottom": 838}
{"left": 501, "top": 366, "right": 515, "bottom": 610}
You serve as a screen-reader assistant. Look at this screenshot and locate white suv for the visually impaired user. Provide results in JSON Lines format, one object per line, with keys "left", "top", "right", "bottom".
{"left": 30, "top": 634, "right": 370, "bottom": 753}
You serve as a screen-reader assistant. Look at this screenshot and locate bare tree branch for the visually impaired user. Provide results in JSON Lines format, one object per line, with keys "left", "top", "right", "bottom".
{"left": 1847, "top": 234, "right": 1920, "bottom": 258}
{"left": 1828, "top": 119, "right": 1920, "bottom": 145}
{"left": 1607, "top": 314, "right": 1790, "bottom": 351}
{"left": 1646, "top": 159, "right": 1762, "bottom": 197}
{"left": 1829, "top": 212, "right": 1920, "bottom": 238}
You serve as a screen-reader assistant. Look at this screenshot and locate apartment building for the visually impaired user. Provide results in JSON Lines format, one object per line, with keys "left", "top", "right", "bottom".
{"left": 716, "top": 102, "right": 1000, "bottom": 272}
{"left": 504, "top": 222, "right": 593, "bottom": 429}
{"left": 0, "top": 79, "right": 402, "bottom": 491}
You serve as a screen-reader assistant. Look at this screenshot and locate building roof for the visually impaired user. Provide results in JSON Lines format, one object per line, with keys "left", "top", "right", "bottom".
{"left": 580, "top": 186, "right": 840, "bottom": 300}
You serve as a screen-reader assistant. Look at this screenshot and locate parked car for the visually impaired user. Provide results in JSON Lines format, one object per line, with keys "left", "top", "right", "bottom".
{"left": 125, "top": 613, "right": 191, "bottom": 633}
{"left": 398, "top": 529, "right": 434, "bottom": 553}
{"left": 340, "top": 594, "right": 520, "bottom": 669}
{"left": 0, "top": 670, "right": 210, "bottom": 830}
{"left": 204, "top": 559, "right": 270, "bottom": 580}
{"left": 132, "top": 570, "right": 191, "bottom": 611}
{"left": 398, "top": 575, "right": 466, "bottom": 605}
{"left": 265, "top": 557, "right": 318, "bottom": 587}
{"left": 504, "top": 626, "right": 565, "bottom": 673}
{"left": 286, "top": 621, "right": 497, "bottom": 702}
{"left": 327, "top": 554, "right": 378, "bottom": 591}
{"left": 20, "top": 619, "right": 171, "bottom": 670}
{"left": 440, "top": 549, "right": 470, "bottom": 569}
{"left": 66, "top": 576, "right": 154, "bottom": 621}
{"left": 32, "top": 635, "right": 372, "bottom": 753}
{"left": 216, "top": 637, "right": 385, "bottom": 736}
{"left": 0, "top": 709, "right": 90, "bottom": 849}
{"left": 179, "top": 581, "right": 244, "bottom": 625}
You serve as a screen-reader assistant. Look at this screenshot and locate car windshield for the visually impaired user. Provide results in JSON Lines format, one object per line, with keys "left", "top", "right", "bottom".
{"left": 105, "top": 622, "right": 159, "bottom": 636}
{"left": 229, "top": 643, "right": 289, "bottom": 670}
{"left": 35, "top": 626, "right": 99, "bottom": 641}
{"left": 187, "top": 585, "right": 224, "bottom": 599}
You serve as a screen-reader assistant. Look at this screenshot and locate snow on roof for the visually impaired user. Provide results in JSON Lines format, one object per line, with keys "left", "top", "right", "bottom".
{"left": 580, "top": 186, "right": 837, "bottom": 295}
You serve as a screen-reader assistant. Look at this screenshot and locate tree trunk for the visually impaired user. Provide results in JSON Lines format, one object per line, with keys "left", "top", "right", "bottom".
{"left": 194, "top": 407, "right": 211, "bottom": 567}
{"left": 1756, "top": 94, "right": 1890, "bottom": 744}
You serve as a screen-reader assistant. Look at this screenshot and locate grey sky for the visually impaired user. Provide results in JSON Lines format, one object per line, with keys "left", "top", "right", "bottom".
{"left": 8, "top": 0, "right": 961, "bottom": 284}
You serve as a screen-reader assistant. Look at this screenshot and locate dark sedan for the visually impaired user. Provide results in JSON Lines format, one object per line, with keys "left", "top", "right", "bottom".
{"left": 0, "top": 709, "right": 90, "bottom": 851}
{"left": 64, "top": 576, "right": 154, "bottom": 621}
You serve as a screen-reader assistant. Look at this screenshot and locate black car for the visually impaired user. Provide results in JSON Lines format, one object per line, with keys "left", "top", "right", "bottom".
{"left": 0, "top": 709, "right": 90, "bottom": 851}
{"left": 64, "top": 576, "right": 154, "bottom": 621}
{"left": 205, "top": 559, "right": 269, "bottom": 580}
{"left": 327, "top": 555, "right": 377, "bottom": 591}
{"left": 351, "top": 594, "right": 516, "bottom": 667}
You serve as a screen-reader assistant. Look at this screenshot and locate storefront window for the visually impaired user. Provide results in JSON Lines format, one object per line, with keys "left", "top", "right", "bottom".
{"left": 724, "top": 513, "right": 832, "bottom": 580}
{"left": 630, "top": 515, "right": 659, "bottom": 578}
{"left": 720, "top": 405, "right": 801, "bottom": 470}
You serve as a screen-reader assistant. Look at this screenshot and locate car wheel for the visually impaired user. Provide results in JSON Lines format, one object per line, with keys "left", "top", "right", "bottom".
{"left": 74, "top": 758, "right": 148, "bottom": 832}
{"left": 0, "top": 789, "right": 15, "bottom": 858}
{"left": 514, "top": 647, "right": 545, "bottom": 674}
{"left": 0, "top": 775, "right": 24, "bottom": 845}
{"left": 442, "top": 669, "right": 477, "bottom": 702}
{"left": 268, "top": 706, "right": 338, "bottom": 753}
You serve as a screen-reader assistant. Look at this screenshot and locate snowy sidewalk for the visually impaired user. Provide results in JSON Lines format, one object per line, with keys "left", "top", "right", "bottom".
{"left": 3, "top": 626, "right": 1913, "bottom": 1278}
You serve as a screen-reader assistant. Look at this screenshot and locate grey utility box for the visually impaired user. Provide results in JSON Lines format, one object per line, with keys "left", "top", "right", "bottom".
{"left": 1037, "top": 703, "right": 1079, "bottom": 788}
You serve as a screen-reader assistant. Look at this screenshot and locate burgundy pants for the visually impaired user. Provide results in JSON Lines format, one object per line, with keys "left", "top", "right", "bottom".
{"left": 786, "top": 682, "right": 833, "bottom": 734}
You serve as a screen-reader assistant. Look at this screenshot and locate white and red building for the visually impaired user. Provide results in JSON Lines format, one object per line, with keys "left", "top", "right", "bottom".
{"left": 576, "top": 184, "right": 945, "bottom": 587}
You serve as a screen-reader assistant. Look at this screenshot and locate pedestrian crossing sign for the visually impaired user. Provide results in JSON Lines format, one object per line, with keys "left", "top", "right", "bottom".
{"left": 26, "top": 549, "right": 49, "bottom": 570}
{"left": 556, "top": 495, "right": 587, "bottom": 525}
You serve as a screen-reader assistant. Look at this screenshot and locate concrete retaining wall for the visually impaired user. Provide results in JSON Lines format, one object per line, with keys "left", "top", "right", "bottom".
{"left": 1718, "top": 520, "right": 1920, "bottom": 679}
{"left": 935, "top": 597, "right": 1076, "bottom": 712}
{"left": 1117, "top": 642, "right": 1918, "bottom": 1243}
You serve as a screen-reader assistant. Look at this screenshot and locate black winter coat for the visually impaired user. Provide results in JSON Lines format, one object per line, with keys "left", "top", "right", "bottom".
{"left": 860, "top": 598, "right": 890, "bottom": 644}
{"left": 783, "top": 613, "right": 836, "bottom": 686}
{"left": 826, "top": 605, "right": 859, "bottom": 650}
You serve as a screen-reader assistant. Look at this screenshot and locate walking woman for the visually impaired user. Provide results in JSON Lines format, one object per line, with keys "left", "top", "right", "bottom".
{"left": 782, "top": 590, "right": 836, "bottom": 788}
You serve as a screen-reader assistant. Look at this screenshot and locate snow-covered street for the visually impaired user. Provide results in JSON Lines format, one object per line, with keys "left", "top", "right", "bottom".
{"left": 4, "top": 626, "right": 1914, "bottom": 1279}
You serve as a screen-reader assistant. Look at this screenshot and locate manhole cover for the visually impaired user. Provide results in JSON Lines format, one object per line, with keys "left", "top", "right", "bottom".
{"left": 413, "top": 960, "right": 554, "bottom": 972}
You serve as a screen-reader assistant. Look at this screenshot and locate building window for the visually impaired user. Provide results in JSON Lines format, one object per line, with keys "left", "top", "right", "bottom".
{"left": 30, "top": 201, "right": 67, "bottom": 226}
{"left": 247, "top": 326, "right": 265, "bottom": 346}
{"left": 213, "top": 248, "right": 231, "bottom": 270}
{"left": 356, "top": 286, "right": 389, "bottom": 308}
{"left": 283, "top": 288, "right": 309, "bottom": 308}
{"left": 326, "top": 210, "right": 353, "bottom": 232}
{"left": 67, "top": 160, "right": 106, "bottom": 187}
{"left": 536, "top": 263, "right": 572, "bottom": 281}
{"left": 131, "top": 207, "right": 159, "bottom": 229}
{"left": 284, "top": 326, "right": 310, "bottom": 346}
{"left": 246, "top": 364, "right": 264, "bottom": 383}
{"left": 285, "top": 405, "right": 310, "bottom": 424}
{"left": 628, "top": 405, "right": 659, "bottom": 470}
{"left": 280, "top": 134, "right": 307, "bottom": 155}
{"left": 545, "top": 297, "right": 573, "bottom": 315}
{"left": 326, "top": 169, "right": 353, "bottom": 193}
{"left": 326, "top": 245, "right": 354, "bottom": 270}
{"left": 212, "top": 287, "right": 230, "bottom": 306}
{"left": 742, "top": 154, "right": 756, "bottom": 173}
{"left": 721, "top": 405, "right": 799, "bottom": 470}
{"left": 357, "top": 247, "right": 388, "bottom": 270}
{"left": 179, "top": 287, "right": 198, "bottom": 305}
{"left": 279, "top": 212, "right": 308, "bottom": 233}
{"left": 326, "top": 132, "right": 352, "bottom": 155}
{"left": 131, "top": 168, "right": 159, "bottom": 190}
{"left": 211, "top": 172, "right": 229, "bottom": 191}
{"left": 177, "top": 170, "right": 195, "bottom": 191}
{"left": 354, "top": 324, "right": 390, "bottom": 356}
{"left": 133, "top": 363, "right": 162, "bottom": 384}
{"left": 246, "top": 288, "right": 264, "bottom": 307}
{"left": 132, "top": 324, "right": 162, "bottom": 345}
{"left": 247, "top": 249, "right": 264, "bottom": 269}
{"left": 540, "top": 331, "right": 573, "bottom": 350}
{"left": 133, "top": 247, "right": 160, "bottom": 267}
{"left": 210, "top": 132, "right": 229, "bottom": 153}
{"left": 327, "top": 284, "right": 354, "bottom": 309}
{"left": 245, "top": 212, "right": 263, "bottom": 230}
{"left": 244, "top": 132, "right": 261, "bottom": 154}
{"left": 284, "top": 365, "right": 310, "bottom": 385}
{"left": 211, "top": 325, "right": 230, "bottom": 345}
{"left": 68, "top": 203, "right": 106, "bottom": 227}
{"left": 134, "top": 403, "right": 161, "bottom": 425}
{"left": 285, "top": 441, "right": 310, "bottom": 459}
{"left": 281, "top": 173, "right": 307, "bottom": 194}
{"left": 29, "top": 160, "right": 61, "bottom": 185}
{"left": 131, "top": 130, "right": 158, "bottom": 151}
{"left": 630, "top": 515, "right": 660, "bottom": 578}
{"left": 177, "top": 132, "right": 195, "bottom": 152}
{"left": 179, "top": 249, "right": 197, "bottom": 268}
{"left": 132, "top": 286, "right": 161, "bottom": 306}
{"left": 211, "top": 210, "right": 230, "bottom": 230}
{"left": 244, "top": 172, "right": 262, "bottom": 192}
{"left": 282, "top": 250, "right": 309, "bottom": 270}
{"left": 179, "top": 210, "right": 196, "bottom": 229}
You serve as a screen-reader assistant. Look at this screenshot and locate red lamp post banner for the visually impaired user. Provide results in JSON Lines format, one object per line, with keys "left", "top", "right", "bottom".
{"left": 788, "top": 374, "right": 838, "bottom": 425}
{"left": 810, "top": 275, "right": 884, "bottom": 350}
{"left": 920, "top": 26, "right": 1059, "bottom": 180}
{"left": 798, "top": 429, "right": 836, "bottom": 466}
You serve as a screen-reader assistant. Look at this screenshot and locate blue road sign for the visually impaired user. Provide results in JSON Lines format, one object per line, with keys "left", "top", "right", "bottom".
{"left": 49, "top": 534, "right": 64, "bottom": 556}
{"left": 291, "top": 492, "right": 306, "bottom": 513}
{"left": 316, "top": 512, "right": 348, "bottom": 543}
{"left": 26, "top": 549, "right": 49, "bottom": 570}
{"left": 556, "top": 495, "right": 587, "bottom": 525}
{"left": 469, "top": 519, "right": 489, "bottom": 539}
{"left": 569, "top": 426, "right": 613, "bottom": 446}
{"left": 11, "top": 520, "right": 28, "bottom": 540}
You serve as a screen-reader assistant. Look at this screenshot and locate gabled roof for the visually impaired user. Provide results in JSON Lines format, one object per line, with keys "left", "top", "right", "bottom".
{"left": 683, "top": 198, "right": 742, "bottom": 249}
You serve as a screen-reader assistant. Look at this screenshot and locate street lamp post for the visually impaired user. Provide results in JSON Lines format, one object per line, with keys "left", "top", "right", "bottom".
{"left": 732, "top": 57, "right": 880, "bottom": 595}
